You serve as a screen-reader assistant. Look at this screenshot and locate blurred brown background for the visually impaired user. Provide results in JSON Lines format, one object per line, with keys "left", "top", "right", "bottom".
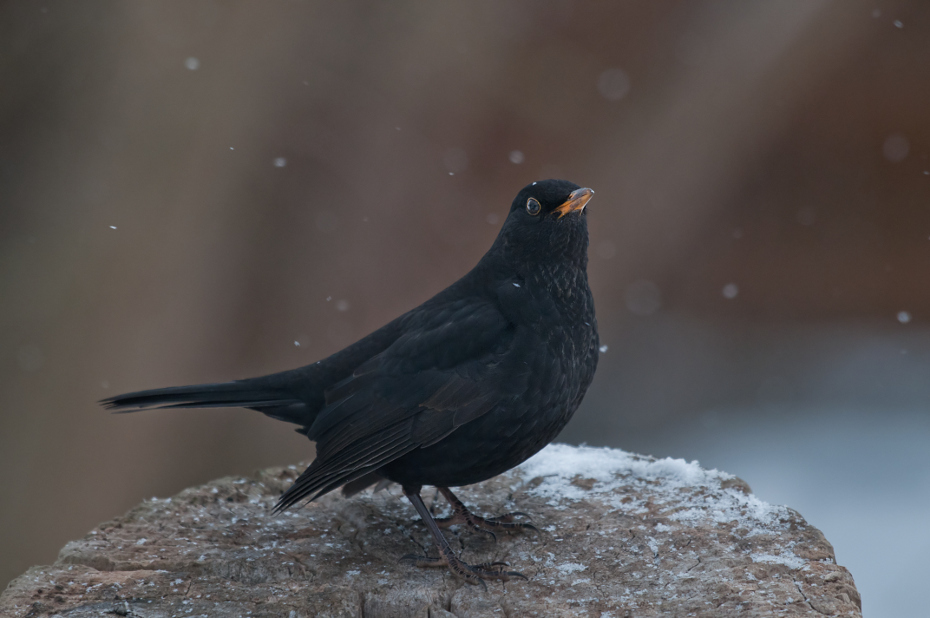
{"left": 2, "top": 1, "right": 928, "bottom": 614}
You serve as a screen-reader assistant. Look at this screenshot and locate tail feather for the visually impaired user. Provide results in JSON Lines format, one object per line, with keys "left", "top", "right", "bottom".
{"left": 101, "top": 381, "right": 310, "bottom": 426}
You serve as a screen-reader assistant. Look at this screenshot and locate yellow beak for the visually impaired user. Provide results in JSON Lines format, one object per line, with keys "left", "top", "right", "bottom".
{"left": 554, "top": 188, "right": 595, "bottom": 219}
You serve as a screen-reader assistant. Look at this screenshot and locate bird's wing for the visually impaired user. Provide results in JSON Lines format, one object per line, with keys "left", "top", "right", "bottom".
{"left": 275, "top": 293, "right": 529, "bottom": 510}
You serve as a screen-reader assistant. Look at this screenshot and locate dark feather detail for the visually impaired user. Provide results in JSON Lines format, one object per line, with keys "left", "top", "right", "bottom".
{"left": 274, "top": 423, "right": 419, "bottom": 511}
{"left": 100, "top": 381, "right": 309, "bottom": 425}
{"left": 340, "top": 471, "right": 387, "bottom": 497}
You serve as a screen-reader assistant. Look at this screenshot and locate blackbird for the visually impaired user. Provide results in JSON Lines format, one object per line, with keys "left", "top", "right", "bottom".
{"left": 103, "top": 179, "right": 599, "bottom": 585}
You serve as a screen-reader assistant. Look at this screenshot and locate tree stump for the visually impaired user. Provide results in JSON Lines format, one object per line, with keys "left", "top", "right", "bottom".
{"left": 0, "top": 444, "right": 860, "bottom": 617}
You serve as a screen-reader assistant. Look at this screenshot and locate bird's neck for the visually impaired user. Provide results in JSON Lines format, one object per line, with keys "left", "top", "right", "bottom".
{"left": 527, "top": 259, "right": 591, "bottom": 302}
{"left": 491, "top": 225, "right": 589, "bottom": 279}
{"left": 515, "top": 240, "right": 589, "bottom": 291}
{"left": 473, "top": 249, "right": 590, "bottom": 309}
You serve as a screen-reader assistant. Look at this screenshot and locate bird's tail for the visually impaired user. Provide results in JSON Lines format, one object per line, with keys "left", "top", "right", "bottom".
{"left": 100, "top": 378, "right": 311, "bottom": 426}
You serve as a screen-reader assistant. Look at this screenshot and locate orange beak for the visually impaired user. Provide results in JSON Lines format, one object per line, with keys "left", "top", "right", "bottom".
{"left": 554, "top": 188, "right": 595, "bottom": 219}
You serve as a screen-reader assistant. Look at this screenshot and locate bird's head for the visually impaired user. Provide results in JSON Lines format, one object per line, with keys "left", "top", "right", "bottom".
{"left": 494, "top": 179, "right": 595, "bottom": 272}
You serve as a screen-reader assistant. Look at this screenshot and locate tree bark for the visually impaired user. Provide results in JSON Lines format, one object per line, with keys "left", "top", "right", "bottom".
{"left": 0, "top": 444, "right": 861, "bottom": 617}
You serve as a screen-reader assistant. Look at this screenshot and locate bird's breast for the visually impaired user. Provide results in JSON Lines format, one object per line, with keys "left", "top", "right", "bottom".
{"left": 520, "top": 266, "right": 598, "bottom": 393}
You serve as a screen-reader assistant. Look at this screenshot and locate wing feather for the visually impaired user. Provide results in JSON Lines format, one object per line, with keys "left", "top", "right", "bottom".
{"left": 275, "top": 295, "right": 530, "bottom": 510}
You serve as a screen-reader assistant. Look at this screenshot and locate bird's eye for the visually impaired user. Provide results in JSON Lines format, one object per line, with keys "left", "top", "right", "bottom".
{"left": 525, "top": 198, "right": 541, "bottom": 216}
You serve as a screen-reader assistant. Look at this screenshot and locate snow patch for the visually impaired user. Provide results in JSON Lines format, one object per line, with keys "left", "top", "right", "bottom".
{"left": 556, "top": 562, "right": 587, "bottom": 574}
{"left": 751, "top": 552, "right": 807, "bottom": 570}
{"left": 518, "top": 444, "right": 789, "bottom": 536}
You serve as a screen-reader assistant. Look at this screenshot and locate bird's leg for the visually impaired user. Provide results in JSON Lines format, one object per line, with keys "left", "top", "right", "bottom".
{"left": 434, "top": 487, "right": 539, "bottom": 540}
{"left": 428, "top": 487, "right": 442, "bottom": 516}
{"left": 401, "top": 485, "right": 526, "bottom": 588}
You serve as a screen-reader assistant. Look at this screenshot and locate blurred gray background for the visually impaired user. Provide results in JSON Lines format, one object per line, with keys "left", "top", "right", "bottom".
{"left": 1, "top": 1, "right": 928, "bottom": 615}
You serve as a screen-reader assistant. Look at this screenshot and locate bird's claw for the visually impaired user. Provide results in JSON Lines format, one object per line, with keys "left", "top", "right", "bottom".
{"left": 404, "top": 552, "right": 526, "bottom": 588}
{"left": 481, "top": 511, "right": 539, "bottom": 533}
{"left": 434, "top": 504, "right": 538, "bottom": 539}
{"left": 486, "top": 510, "right": 533, "bottom": 523}
{"left": 434, "top": 512, "right": 498, "bottom": 542}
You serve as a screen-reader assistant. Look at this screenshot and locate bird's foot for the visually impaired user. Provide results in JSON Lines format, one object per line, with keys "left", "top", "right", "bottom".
{"left": 401, "top": 550, "right": 527, "bottom": 589}
{"left": 434, "top": 505, "right": 538, "bottom": 541}
{"left": 481, "top": 511, "right": 538, "bottom": 531}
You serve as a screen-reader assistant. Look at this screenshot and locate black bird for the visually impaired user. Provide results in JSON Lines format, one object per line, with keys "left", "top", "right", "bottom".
{"left": 103, "top": 179, "right": 599, "bottom": 585}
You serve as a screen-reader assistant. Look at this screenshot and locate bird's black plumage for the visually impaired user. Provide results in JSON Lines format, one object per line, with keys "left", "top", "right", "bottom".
{"left": 103, "top": 179, "right": 598, "bottom": 584}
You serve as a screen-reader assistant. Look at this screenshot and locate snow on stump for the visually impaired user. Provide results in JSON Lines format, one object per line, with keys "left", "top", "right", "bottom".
{"left": 1, "top": 445, "right": 860, "bottom": 617}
